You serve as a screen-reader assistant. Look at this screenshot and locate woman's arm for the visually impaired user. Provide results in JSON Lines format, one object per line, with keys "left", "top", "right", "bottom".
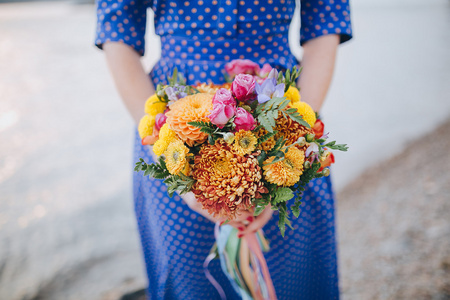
{"left": 103, "top": 42, "right": 155, "bottom": 124}
{"left": 297, "top": 34, "right": 340, "bottom": 112}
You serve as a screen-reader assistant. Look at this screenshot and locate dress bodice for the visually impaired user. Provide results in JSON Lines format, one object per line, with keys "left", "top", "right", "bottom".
{"left": 95, "top": 0, "right": 352, "bottom": 57}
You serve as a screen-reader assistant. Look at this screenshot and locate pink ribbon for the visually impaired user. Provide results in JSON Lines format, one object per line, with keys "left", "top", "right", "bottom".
{"left": 244, "top": 233, "right": 277, "bottom": 300}
{"left": 203, "top": 251, "right": 227, "bottom": 300}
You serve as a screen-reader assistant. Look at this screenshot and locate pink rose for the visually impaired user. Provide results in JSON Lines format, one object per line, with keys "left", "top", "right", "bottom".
{"left": 208, "top": 102, "right": 236, "bottom": 128}
{"left": 258, "top": 63, "right": 273, "bottom": 78}
{"left": 154, "top": 113, "right": 167, "bottom": 131}
{"left": 234, "top": 107, "right": 256, "bottom": 131}
{"left": 231, "top": 74, "right": 256, "bottom": 103}
{"left": 225, "top": 59, "right": 260, "bottom": 78}
{"left": 212, "top": 88, "right": 236, "bottom": 107}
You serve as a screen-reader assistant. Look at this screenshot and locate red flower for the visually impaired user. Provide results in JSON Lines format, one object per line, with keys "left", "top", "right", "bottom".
{"left": 318, "top": 152, "right": 335, "bottom": 172}
{"left": 313, "top": 119, "right": 325, "bottom": 138}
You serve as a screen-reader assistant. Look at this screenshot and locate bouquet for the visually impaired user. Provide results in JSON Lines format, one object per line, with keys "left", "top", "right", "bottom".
{"left": 135, "top": 59, "right": 347, "bottom": 299}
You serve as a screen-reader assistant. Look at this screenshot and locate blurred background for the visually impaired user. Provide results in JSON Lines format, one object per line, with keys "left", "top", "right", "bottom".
{"left": 1, "top": 0, "right": 449, "bottom": 299}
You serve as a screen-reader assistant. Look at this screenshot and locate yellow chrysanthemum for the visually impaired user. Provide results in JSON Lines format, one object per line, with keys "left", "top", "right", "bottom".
{"left": 164, "top": 139, "right": 189, "bottom": 175}
{"left": 291, "top": 101, "right": 316, "bottom": 127}
{"left": 263, "top": 147, "right": 305, "bottom": 187}
{"left": 232, "top": 130, "right": 257, "bottom": 156}
{"left": 145, "top": 94, "right": 167, "bottom": 116}
{"left": 181, "top": 162, "right": 191, "bottom": 176}
{"left": 152, "top": 139, "right": 169, "bottom": 156}
{"left": 159, "top": 123, "right": 176, "bottom": 143}
{"left": 284, "top": 86, "right": 301, "bottom": 104}
{"left": 138, "top": 114, "right": 156, "bottom": 139}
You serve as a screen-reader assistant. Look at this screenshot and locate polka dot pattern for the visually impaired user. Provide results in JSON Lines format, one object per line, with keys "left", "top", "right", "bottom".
{"left": 300, "top": 0, "right": 352, "bottom": 45}
{"left": 95, "top": 0, "right": 352, "bottom": 56}
{"left": 96, "top": 0, "right": 352, "bottom": 298}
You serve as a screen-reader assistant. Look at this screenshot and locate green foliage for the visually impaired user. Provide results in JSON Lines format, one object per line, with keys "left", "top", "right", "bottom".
{"left": 255, "top": 97, "right": 286, "bottom": 132}
{"left": 135, "top": 157, "right": 194, "bottom": 197}
{"left": 256, "top": 131, "right": 277, "bottom": 147}
{"left": 164, "top": 173, "right": 195, "bottom": 197}
{"left": 187, "top": 121, "right": 222, "bottom": 145}
{"left": 134, "top": 157, "right": 170, "bottom": 179}
{"left": 272, "top": 187, "right": 294, "bottom": 204}
{"left": 188, "top": 121, "right": 217, "bottom": 135}
{"left": 256, "top": 150, "right": 267, "bottom": 167}
{"left": 323, "top": 140, "right": 349, "bottom": 151}
{"left": 291, "top": 198, "right": 302, "bottom": 218}
{"left": 281, "top": 66, "right": 303, "bottom": 92}
{"left": 277, "top": 202, "right": 293, "bottom": 237}
{"left": 168, "top": 67, "right": 186, "bottom": 85}
{"left": 263, "top": 137, "right": 287, "bottom": 166}
{"left": 255, "top": 96, "right": 310, "bottom": 135}
{"left": 280, "top": 108, "right": 310, "bottom": 128}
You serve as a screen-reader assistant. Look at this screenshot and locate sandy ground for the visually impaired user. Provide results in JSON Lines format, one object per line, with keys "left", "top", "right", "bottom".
{"left": 0, "top": 1, "right": 449, "bottom": 299}
{"left": 338, "top": 119, "right": 450, "bottom": 300}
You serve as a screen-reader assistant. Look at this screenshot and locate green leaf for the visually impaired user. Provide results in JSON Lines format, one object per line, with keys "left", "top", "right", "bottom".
{"left": 284, "top": 110, "right": 310, "bottom": 128}
{"left": 257, "top": 151, "right": 267, "bottom": 166}
{"left": 273, "top": 187, "right": 294, "bottom": 204}
{"left": 257, "top": 131, "right": 277, "bottom": 147}
{"left": 291, "top": 199, "right": 302, "bottom": 218}
{"left": 278, "top": 98, "right": 290, "bottom": 110}
{"left": 325, "top": 142, "right": 349, "bottom": 151}
{"left": 254, "top": 205, "right": 267, "bottom": 216}
{"left": 278, "top": 215, "right": 286, "bottom": 237}
{"left": 257, "top": 114, "right": 274, "bottom": 133}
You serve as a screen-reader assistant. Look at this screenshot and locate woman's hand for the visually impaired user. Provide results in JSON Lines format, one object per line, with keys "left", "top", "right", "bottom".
{"left": 181, "top": 192, "right": 254, "bottom": 225}
{"left": 237, "top": 205, "right": 273, "bottom": 237}
{"left": 182, "top": 190, "right": 273, "bottom": 235}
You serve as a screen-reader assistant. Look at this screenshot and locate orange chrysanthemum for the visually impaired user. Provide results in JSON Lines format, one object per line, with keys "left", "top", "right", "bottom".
{"left": 275, "top": 112, "right": 312, "bottom": 151}
{"left": 165, "top": 93, "right": 213, "bottom": 146}
{"left": 191, "top": 140, "right": 266, "bottom": 219}
{"left": 255, "top": 127, "right": 276, "bottom": 151}
{"left": 263, "top": 147, "right": 305, "bottom": 187}
{"left": 195, "top": 83, "right": 232, "bottom": 94}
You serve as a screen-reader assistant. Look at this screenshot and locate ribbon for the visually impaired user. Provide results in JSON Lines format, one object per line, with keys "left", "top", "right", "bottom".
{"left": 203, "top": 247, "right": 227, "bottom": 300}
{"left": 203, "top": 223, "right": 278, "bottom": 300}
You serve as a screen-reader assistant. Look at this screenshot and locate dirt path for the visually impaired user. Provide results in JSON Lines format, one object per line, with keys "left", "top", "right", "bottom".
{"left": 338, "top": 119, "right": 450, "bottom": 299}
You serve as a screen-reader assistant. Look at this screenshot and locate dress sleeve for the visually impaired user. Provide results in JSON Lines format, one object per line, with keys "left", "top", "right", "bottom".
{"left": 95, "top": 0, "right": 150, "bottom": 56}
{"left": 300, "top": 0, "right": 352, "bottom": 46}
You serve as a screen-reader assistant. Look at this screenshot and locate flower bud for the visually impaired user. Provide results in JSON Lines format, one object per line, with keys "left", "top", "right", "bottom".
{"left": 297, "top": 137, "right": 306, "bottom": 147}
{"left": 320, "top": 150, "right": 330, "bottom": 162}
{"left": 223, "top": 132, "right": 235, "bottom": 144}
{"left": 306, "top": 133, "right": 315, "bottom": 142}
{"left": 157, "top": 89, "right": 165, "bottom": 98}
{"left": 322, "top": 168, "right": 330, "bottom": 177}
{"left": 241, "top": 105, "right": 252, "bottom": 112}
{"left": 304, "top": 161, "right": 311, "bottom": 169}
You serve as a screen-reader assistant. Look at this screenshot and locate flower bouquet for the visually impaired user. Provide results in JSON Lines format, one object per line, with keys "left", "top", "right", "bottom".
{"left": 135, "top": 59, "right": 347, "bottom": 299}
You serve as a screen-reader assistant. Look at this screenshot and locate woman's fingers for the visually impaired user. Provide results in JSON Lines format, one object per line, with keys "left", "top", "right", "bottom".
{"left": 238, "top": 206, "right": 274, "bottom": 237}
{"left": 181, "top": 192, "right": 219, "bottom": 223}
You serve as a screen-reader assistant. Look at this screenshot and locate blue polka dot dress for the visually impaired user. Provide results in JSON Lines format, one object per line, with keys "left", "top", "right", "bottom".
{"left": 96, "top": 1, "right": 352, "bottom": 299}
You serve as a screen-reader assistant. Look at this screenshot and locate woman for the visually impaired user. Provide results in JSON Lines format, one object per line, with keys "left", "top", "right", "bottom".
{"left": 95, "top": 1, "right": 352, "bottom": 299}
